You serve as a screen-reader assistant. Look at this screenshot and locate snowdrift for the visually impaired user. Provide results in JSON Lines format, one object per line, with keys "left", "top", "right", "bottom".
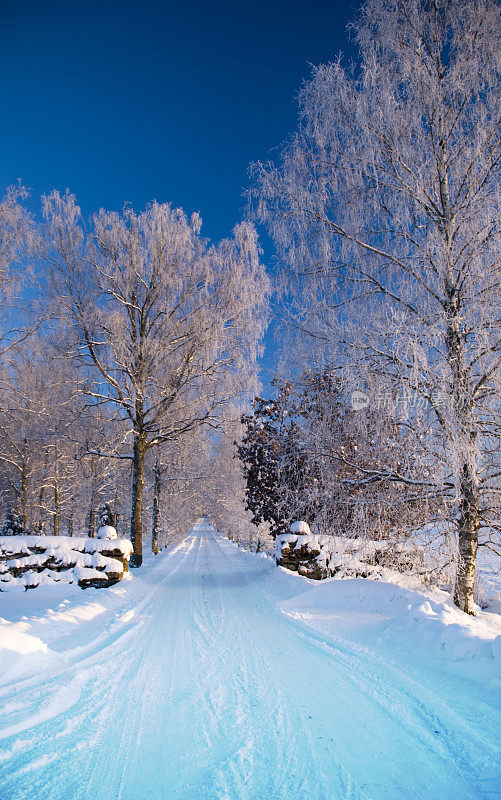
{"left": 280, "top": 576, "right": 501, "bottom": 680}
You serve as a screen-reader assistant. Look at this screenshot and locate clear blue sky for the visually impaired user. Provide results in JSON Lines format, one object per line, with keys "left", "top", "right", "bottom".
{"left": 0, "top": 0, "right": 356, "bottom": 386}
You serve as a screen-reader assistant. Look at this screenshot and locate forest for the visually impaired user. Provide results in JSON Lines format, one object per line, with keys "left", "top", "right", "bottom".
{"left": 0, "top": 0, "right": 499, "bottom": 618}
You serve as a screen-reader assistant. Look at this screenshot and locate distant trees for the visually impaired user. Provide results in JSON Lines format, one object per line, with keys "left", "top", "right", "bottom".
{"left": 206, "top": 414, "right": 265, "bottom": 543}
{"left": 44, "top": 193, "right": 269, "bottom": 564}
{"left": 254, "top": 0, "right": 500, "bottom": 612}
{"left": 142, "top": 414, "right": 260, "bottom": 551}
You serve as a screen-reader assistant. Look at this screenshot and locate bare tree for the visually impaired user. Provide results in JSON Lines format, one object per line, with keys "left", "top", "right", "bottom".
{"left": 44, "top": 193, "right": 269, "bottom": 564}
{"left": 254, "top": 0, "right": 500, "bottom": 612}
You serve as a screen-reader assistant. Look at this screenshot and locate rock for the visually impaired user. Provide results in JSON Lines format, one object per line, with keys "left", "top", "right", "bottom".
{"left": 290, "top": 520, "right": 311, "bottom": 535}
{"left": 96, "top": 525, "right": 118, "bottom": 540}
{"left": 78, "top": 576, "right": 110, "bottom": 589}
{"left": 277, "top": 536, "right": 328, "bottom": 580}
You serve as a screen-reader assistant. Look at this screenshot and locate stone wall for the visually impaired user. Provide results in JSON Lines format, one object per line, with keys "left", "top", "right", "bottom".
{"left": 276, "top": 530, "right": 427, "bottom": 582}
{"left": 276, "top": 534, "right": 328, "bottom": 579}
{"left": 0, "top": 535, "right": 133, "bottom": 590}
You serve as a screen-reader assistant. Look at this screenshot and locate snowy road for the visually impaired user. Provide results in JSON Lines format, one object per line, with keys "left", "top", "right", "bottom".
{"left": 0, "top": 522, "right": 499, "bottom": 799}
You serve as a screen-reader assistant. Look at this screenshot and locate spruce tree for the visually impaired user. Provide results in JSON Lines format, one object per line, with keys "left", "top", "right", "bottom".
{"left": 1, "top": 508, "right": 28, "bottom": 537}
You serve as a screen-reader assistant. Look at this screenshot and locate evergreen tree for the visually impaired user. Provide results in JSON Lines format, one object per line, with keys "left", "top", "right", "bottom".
{"left": 1, "top": 507, "right": 28, "bottom": 537}
{"left": 97, "top": 502, "right": 115, "bottom": 529}
{"left": 237, "top": 380, "right": 319, "bottom": 537}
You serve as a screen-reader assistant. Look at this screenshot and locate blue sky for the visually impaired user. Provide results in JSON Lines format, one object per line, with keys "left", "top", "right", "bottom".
{"left": 0, "top": 0, "right": 356, "bottom": 387}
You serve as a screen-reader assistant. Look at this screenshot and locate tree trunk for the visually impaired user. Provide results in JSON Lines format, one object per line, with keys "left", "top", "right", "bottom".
{"left": 88, "top": 510, "right": 95, "bottom": 539}
{"left": 88, "top": 459, "right": 97, "bottom": 538}
{"left": 445, "top": 289, "right": 479, "bottom": 614}
{"left": 151, "top": 455, "right": 161, "bottom": 555}
{"left": 454, "top": 467, "right": 480, "bottom": 615}
{"left": 114, "top": 478, "right": 120, "bottom": 534}
{"left": 130, "top": 434, "right": 146, "bottom": 567}
{"left": 20, "top": 438, "right": 29, "bottom": 530}
{"left": 53, "top": 448, "right": 60, "bottom": 536}
{"left": 37, "top": 447, "right": 49, "bottom": 532}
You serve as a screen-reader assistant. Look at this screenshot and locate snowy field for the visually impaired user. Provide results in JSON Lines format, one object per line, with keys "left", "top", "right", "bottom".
{"left": 0, "top": 521, "right": 500, "bottom": 799}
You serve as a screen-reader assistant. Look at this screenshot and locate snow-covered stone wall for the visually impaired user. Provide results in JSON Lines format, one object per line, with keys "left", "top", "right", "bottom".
{"left": 0, "top": 535, "right": 133, "bottom": 590}
{"left": 276, "top": 533, "right": 326, "bottom": 579}
{"left": 276, "top": 532, "right": 426, "bottom": 582}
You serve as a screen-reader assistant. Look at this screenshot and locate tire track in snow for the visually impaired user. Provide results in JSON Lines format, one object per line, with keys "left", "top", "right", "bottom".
{"left": 0, "top": 523, "right": 497, "bottom": 800}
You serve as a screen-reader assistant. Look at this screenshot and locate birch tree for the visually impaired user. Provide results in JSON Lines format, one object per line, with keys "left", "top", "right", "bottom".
{"left": 0, "top": 185, "right": 37, "bottom": 353}
{"left": 44, "top": 193, "right": 269, "bottom": 565}
{"left": 254, "top": 0, "right": 500, "bottom": 612}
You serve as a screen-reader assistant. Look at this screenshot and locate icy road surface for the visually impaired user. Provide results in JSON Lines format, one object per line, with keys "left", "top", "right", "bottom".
{"left": 0, "top": 522, "right": 499, "bottom": 799}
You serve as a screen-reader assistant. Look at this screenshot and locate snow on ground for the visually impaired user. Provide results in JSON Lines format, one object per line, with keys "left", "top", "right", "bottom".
{"left": 280, "top": 574, "right": 501, "bottom": 685}
{"left": 0, "top": 521, "right": 499, "bottom": 799}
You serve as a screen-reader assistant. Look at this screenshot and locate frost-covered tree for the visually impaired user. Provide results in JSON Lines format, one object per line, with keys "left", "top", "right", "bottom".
{"left": 297, "top": 370, "right": 441, "bottom": 541}
{"left": 254, "top": 0, "right": 500, "bottom": 612}
{"left": 238, "top": 370, "right": 425, "bottom": 543}
{"left": 44, "top": 194, "right": 269, "bottom": 564}
{"left": 0, "top": 185, "right": 38, "bottom": 353}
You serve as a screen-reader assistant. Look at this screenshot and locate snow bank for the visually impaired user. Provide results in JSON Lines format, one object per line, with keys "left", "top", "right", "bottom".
{"left": 281, "top": 577, "right": 501, "bottom": 680}
{"left": 0, "top": 541, "right": 174, "bottom": 687}
{"left": 0, "top": 535, "right": 133, "bottom": 590}
{"left": 0, "top": 620, "right": 64, "bottom": 685}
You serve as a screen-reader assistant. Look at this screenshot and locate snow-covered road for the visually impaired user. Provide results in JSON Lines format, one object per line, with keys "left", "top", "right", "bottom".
{"left": 0, "top": 521, "right": 499, "bottom": 799}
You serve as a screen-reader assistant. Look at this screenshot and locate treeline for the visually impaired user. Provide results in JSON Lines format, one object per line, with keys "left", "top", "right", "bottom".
{"left": 0, "top": 187, "right": 269, "bottom": 564}
{"left": 1, "top": 0, "right": 499, "bottom": 614}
